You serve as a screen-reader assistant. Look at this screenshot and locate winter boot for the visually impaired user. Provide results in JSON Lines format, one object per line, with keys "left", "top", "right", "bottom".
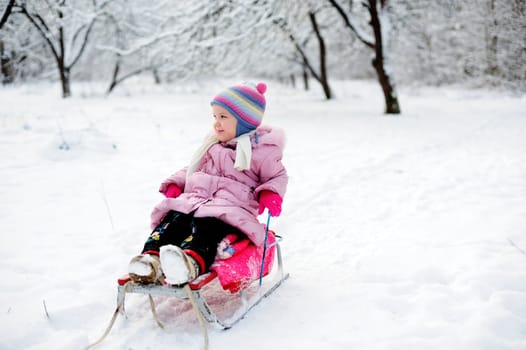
{"left": 128, "top": 254, "right": 164, "bottom": 285}
{"left": 159, "top": 245, "right": 200, "bottom": 285}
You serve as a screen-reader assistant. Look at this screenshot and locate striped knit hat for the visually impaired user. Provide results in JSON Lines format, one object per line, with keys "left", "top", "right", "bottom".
{"left": 211, "top": 82, "right": 267, "bottom": 137}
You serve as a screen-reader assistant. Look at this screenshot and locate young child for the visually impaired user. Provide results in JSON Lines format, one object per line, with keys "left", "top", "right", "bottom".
{"left": 128, "top": 82, "right": 288, "bottom": 285}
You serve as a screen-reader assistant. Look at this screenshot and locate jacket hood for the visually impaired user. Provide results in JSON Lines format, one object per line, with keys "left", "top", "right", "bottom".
{"left": 252, "top": 125, "right": 286, "bottom": 151}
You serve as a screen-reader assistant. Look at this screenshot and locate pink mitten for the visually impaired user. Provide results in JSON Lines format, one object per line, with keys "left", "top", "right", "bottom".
{"left": 258, "top": 190, "right": 283, "bottom": 217}
{"left": 165, "top": 183, "right": 182, "bottom": 198}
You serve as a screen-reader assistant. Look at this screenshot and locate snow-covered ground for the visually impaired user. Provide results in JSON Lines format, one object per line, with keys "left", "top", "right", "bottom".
{"left": 1, "top": 80, "right": 525, "bottom": 350}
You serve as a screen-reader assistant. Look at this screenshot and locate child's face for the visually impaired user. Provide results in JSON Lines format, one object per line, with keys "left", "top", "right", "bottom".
{"left": 212, "top": 105, "right": 238, "bottom": 142}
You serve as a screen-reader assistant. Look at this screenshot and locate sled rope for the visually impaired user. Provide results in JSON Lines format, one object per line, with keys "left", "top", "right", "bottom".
{"left": 183, "top": 284, "right": 209, "bottom": 350}
{"left": 259, "top": 213, "right": 271, "bottom": 287}
{"left": 150, "top": 250, "right": 208, "bottom": 349}
{"left": 85, "top": 281, "right": 133, "bottom": 350}
{"left": 148, "top": 294, "right": 165, "bottom": 329}
{"left": 181, "top": 253, "right": 209, "bottom": 350}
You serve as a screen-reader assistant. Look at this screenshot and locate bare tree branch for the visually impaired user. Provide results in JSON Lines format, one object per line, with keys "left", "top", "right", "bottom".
{"left": 326, "top": 0, "right": 374, "bottom": 48}
{"left": 0, "top": 0, "right": 15, "bottom": 29}
{"left": 67, "top": 17, "right": 97, "bottom": 68}
{"left": 16, "top": 4, "right": 61, "bottom": 63}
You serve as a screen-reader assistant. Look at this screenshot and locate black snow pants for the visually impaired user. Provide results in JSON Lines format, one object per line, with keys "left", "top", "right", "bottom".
{"left": 141, "top": 210, "right": 241, "bottom": 271}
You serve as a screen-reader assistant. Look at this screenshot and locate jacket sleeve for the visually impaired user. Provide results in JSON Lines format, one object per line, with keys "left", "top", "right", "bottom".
{"left": 158, "top": 167, "right": 188, "bottom": 195}
{"left": 254, "top": 145, "right": 288, "bottom": 199}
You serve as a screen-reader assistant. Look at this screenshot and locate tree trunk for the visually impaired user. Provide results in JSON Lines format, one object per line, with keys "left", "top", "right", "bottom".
{"left": 484, "top": 0, "right": 499, "bottom": 76}
{"left": 368, "top": 0, "right": 400, "bottom": 114}
{"left": 153, "top": 69, "right": 161, "bottom": 84}
{"left": 309, "top": 11, "right": 332, "bottom": 99}
{"left": 303, "top": 66, "right": 309, "bottom": 90}
{"left": 372, "top": 57, "right": 399, "bottom": 114}
{"left": 59, "top": 67, "right": 71, "bottom": 98}
{"left": 0, "top": 40, "right": 15, "bottom": 84}
{"left": 107, "top": 59, "right": 121, "bottom": 94}
{"left": 57, "top": 11, "right": 71, "bottom": 98}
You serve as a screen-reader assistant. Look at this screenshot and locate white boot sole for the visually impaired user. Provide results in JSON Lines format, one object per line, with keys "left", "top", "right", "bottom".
{"left": 128, "top": 254, "right": 163, "bottom": 284}
{"left": 128, "top": 260, "right": 153, "bottom": 276}
{"left": 160, "top": 245, "right": 190, "bottom": 285}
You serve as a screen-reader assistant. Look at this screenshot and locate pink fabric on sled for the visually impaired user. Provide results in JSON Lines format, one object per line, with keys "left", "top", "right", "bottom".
{"left": 211, "top": 231, "right": 276, "bottom": 293}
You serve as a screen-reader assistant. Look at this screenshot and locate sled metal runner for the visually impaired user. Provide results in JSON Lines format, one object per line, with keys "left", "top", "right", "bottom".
{"left": 86, "top": 237, "right": 289, "bottom": 350}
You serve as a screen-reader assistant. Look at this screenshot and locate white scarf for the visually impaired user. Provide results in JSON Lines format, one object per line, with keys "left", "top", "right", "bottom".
{"left": 186, "top": 131, "right": 255, "bottom": 181}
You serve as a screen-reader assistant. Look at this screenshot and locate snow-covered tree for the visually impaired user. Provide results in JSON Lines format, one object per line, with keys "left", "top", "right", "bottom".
{"left": 1, "top": 0, "right": 524, "bottom": 95}
{"left": 100, "top": 0, "right": 281, "bottom": 93}
{"left": 389, "top": 0, "right": 525, "bottom": 91}
{"left": 327, "top": 0, "right": 401, "bottom": 114}
{"left": 265, "top": 0, "right": 337, "bottom": 99}
{"left": 1, "top": 4, "right": 48, "bottom": 84}
{"left": 96, "top": 0, "right": 184, "bottom": 93}
{"left": 8, "top": 0, "right": 112, "bottom": 97}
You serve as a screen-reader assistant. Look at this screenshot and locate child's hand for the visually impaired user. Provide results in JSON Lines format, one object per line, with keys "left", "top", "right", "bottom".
{"left": 165, "top": 184, "right": 182, "bottom": 198}
{"left": 258, "top": 190, "right": 283, "bottom": 217}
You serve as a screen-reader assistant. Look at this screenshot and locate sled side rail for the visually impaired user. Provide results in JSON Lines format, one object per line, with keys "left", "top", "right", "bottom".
{"left": 87, "top": 238, "right": 289, "bottom": 349}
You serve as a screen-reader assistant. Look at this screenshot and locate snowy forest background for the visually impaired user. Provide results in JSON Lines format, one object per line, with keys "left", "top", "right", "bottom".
{"left": 0, "top": 0, "right": 525, "bottom": 104}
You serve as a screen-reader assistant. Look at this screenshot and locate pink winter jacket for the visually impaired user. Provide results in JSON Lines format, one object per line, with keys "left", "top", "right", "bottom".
{"left": 150, "top": 125, "right": 288, "bottom": 246}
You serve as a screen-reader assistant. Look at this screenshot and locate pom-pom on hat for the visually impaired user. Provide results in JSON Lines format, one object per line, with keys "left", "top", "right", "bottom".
{"left": 211, "top": 82, "right": 267, "bottom": 137}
